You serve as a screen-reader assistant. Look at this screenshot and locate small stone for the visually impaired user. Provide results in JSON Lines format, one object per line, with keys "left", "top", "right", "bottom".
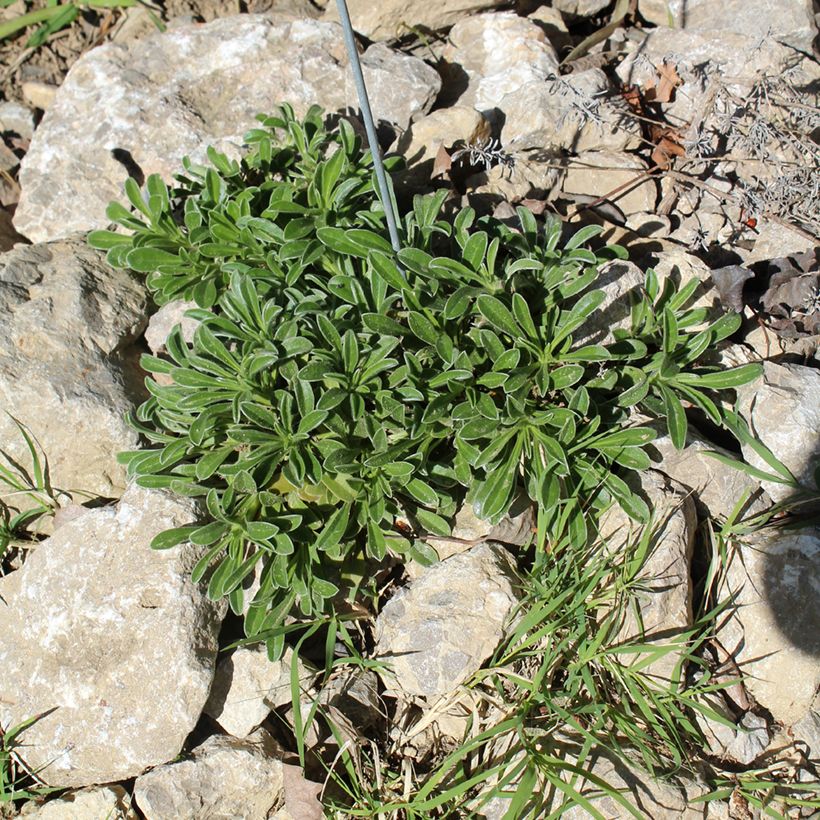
{"left": 443, "top": 13, "right": 559, "bottom": 112}
{"left": 204, "top": 645, "right": 317, "bottom": 738}
{"left": 0, "top": 485, "right": 226, "bottom": 788}
{"left": 791, "top": 694, "right": 820, "bottom": 764}
{"left": 21, "top": 81, "right": 58, "bottom": 111}
{"left": 736, "top": 362, "right": 820, "bottom": 502}
{"left": 374, "top": 542, "right": 521, "bottom": 697}
{"left": 133, "top": 729, "right": 284, "bottom": 820}
{"left": 144, "top": 299, "right": 201, "bottom": 354}
{"left": 696, "top": 697, "right": 770, "bottom": 765}
{"left": 0, "top": 100, "right": 35, "bottom": 140}
{"left": 391, "top": 105, "right": 488, "bottom": 191}
{"left": 19, "top": 785, "right": 137, "bottom": 819}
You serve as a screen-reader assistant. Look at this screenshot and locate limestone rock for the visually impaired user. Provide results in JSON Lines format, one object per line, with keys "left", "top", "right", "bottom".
{"left": 736, "top": 362, "right": 820, "bottom": 502}
{"left": 598, "top": 471, "right": 696, "bottom": 682}
{"left": 20, "top": 786, "right": 137, "bottom": 819}
{"left": 695, "top": 694, "right": 770, "bottom": 765}
{"left": 718, "top": 525, "right": 820, "bottom": 725}
{"left": 322, "top": 0, "right": 506, "bottom": 40}
{"left": 318, "top": 668, "right": 383, "bottom": 739}
{"left": 561, "top": 150, "right": 657, "bottom": 217}
{"left": 14, "top": 16, "right": 440, "bottom": 243}
{"left": 647, "top": 429, "right": 772, "bottom": 521}
{"left": 501, "top": 69, "right": 641, "bottom": 155}
{"left": 391, "top": 105, "right": 488, "bottom": 191}
{"left": 551, "top": 0, "right": 610, "bottom": 16}
{"left": 666, "top": 0, "right": 816, "bottom": 51}
{"left": 204, "top": 646, "right": 317, "bottom": 738}
{"left": 443, "top": 13, "right": 559, "bottom": 112}
{"left": 616, "top": 28, "right": 820, "bottom": 129}
{"left": 374, "top": 542, "right": 521, "bottom": 697}
{"left": 0, "top": 485, "right": 225, "bottom": 788}
{"left": 0, "top": 100, "right": 35, "bottom": 141}
{"left": 574, "top": 259, "right": 645, "bottom": 347}
{"left": 144, "top": 299, "right": 201, "bottom": 355}
{"left": 0, "top": 239, "right": 148, "bottom": 501}
{"left": 133, "top": 730, "right": 284, "bottom": 820}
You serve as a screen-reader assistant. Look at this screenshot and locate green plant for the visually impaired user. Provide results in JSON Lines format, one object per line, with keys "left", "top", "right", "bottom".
{"left": 0, "top": 0, "right": 155, "bottom": 49}
{"left": 88, "top": 104, "right": 761, "bottom": 649}
{"left": 0, "top": 712, "right": 57, "bottom": 803}
{"left": 0, "top": 417, "right": 66, "bottom": 571}
{"left": 318, "top": 520, "right": 734, "bottom": 818}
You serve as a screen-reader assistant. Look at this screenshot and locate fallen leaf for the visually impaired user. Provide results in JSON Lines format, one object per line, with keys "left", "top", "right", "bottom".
{"left": 644, "top": 61, "right": 682, "bottom": 104}
{"left": 431, "top": 143, "right": 452, "bottom": 180}
{"left": 710, "top": 265, "right": 754, "bottom": 312}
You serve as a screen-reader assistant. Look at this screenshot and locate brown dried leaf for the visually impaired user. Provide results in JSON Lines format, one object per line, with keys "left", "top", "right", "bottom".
{"left": 431, "top": 143, "right": 452, "bottom": 180}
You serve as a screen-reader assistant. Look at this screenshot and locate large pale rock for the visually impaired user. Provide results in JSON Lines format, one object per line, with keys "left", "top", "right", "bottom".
{"left": 14, "top": 16, "right": 440, "bottom": 243}
{"left": 617, "top": 28, "right": 820, "bottom": 129}
{"left": 561, "top": 150, "right": 657, "bottom": 217}
{"left": 133, "top": 730, "right": 284, "bottom": 820}
{"left": 647, "top": 429, "right": 772, "bottom": 521}
{"left": 736, "top": 362, "right": 820, "bottom": 503}
{"left": 718, "top": 526, "right": 820, "bottom": 725}
{"left": 0, "top": 485, "right": 225, "bottom": 788}
{"left": 501, "top": 69, "right": 641, "bottom": 155}
{"left": 20, "top": 786, "right": 137, "bottom": 819}
{"left": 204, "top": 646, "right": 317, "bottom": 738}
{"left": 0, "top": 239, "right": 147, "bottom": 501}
{"left": 598, "top": 471, "right": 696, "bottom": 682}
{"left": 666, "top": 0, "right": 816, "bottom": 50}
{"left": 374, "top": 542, "right": 520, "bottom": 697}
{"left": 443, "top": 13, "right": 559, "bottom": 112}
{"left": 322, "top": 0, "right": 505, "bottom": 40}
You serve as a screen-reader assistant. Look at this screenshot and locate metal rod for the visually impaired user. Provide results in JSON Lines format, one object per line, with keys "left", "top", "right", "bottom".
{"left": 336, "top": 0, "right": 403, "bottom": 254}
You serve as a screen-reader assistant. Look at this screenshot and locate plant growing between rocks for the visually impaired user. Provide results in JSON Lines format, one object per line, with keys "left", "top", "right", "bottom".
{"left": 88, "top": 104, "right": 764, "bottom": 653}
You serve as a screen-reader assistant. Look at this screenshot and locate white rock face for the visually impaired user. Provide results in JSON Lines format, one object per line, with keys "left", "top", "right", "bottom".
{"left": 133, "top": 730, "right": 285, "bottom": 820}
{"left": 501, "top": 69, "right": 641, "bottom": 155}
{"left": 444, "top": 13, "right": 559, "bottom": 112}
{"left": 19, "top": 785, "right": 137, "bottom": 819}
{"left": 204, "top": 646, "right": 317, "bottom": 738}
{"left": 14, "top": 16, "right": 440, "bottom": 243}
{"left": 374, "top": 542, "right": 520, "bottom": 697}
{"left": 322, "top": 0, "right": 506, "bottom": 40}
{"left": 0, "top": 485, "right": 225, "bottom": 788}
{"left": 616, "top": 28, "right": 820, "bottom": 129}
{"left": 0, "top": 239, "right": 148, "bottom": 501}
{"left": 666, "top": 0, "right": 816, "bottom": 50}
{"left": 736, "top": 362, "right": 820, "bottom": 503}
{"left": 598, "top": 471, "right": 696, "bottom": 682}
{"left": 718, "top": 526, "right": 820, "bottom": 725}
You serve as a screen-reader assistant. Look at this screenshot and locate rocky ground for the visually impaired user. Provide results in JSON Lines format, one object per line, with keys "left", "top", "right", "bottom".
{"left": 0, "top": 0, "right": 818, "bottom": 818}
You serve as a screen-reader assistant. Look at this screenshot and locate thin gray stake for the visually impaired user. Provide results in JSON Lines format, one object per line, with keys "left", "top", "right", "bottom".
{"left": 336, "top": 0, "right": 403, "bottom": 254}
